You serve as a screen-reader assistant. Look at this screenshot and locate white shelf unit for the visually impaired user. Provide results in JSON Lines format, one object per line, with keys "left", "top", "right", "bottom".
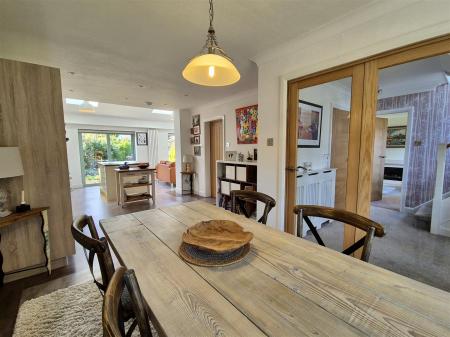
{"left": 216, "top": 161, "right": 257, "bottom": 209}
{"left": 296, "top": 169, "right": 336, "bottom": 237}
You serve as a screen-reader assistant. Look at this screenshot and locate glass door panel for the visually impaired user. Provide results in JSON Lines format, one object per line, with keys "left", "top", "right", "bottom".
{"left": 109, "top": 133, "right": 134, "bottom": 161}
{"left": 80, "top": 132, "right": 107, "bottom": 185}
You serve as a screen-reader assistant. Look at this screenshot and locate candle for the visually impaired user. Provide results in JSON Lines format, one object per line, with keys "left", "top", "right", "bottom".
{"left": 21, "top": 190, "right": 25, "bottom": 204}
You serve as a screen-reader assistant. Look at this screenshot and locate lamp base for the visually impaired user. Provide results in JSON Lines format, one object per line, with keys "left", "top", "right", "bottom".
{"left": 0, "top": 209, "right": 12, "bottom": 218}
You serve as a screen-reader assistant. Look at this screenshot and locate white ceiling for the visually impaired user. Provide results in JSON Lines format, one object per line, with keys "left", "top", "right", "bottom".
{"left": 0, "top": 0, "right": 374, "bottom": 111}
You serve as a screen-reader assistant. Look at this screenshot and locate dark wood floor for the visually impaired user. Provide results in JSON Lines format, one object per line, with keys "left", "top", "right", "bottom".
{"left": 0, "top": 183, "right": 213, "bottom": 337}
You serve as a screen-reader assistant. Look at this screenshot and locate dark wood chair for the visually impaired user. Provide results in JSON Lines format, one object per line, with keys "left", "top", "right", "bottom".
{"left": 103, "top": 267, "right": 154, "bottom": 337}
{"left": 293, "top": 205, "right": 385, "bottom": 262}
{"left": 71, "top": 215, "right": 115, "bottom": 293}
{"left": 230, "top": 190, "right": 276, "bottom": 225}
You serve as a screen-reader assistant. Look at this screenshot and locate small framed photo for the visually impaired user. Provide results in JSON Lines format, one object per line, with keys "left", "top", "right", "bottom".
{"left": 193, "top": 125, "right": 200, "bottom": 135}
{"left": 192, "top": 114, "right": 200, "bottom": 126}
{"left": 193, "top": 135, "right": 200, "bottom": 144}
{"left": 194, "top": 146, "right": 201, "bottom": 156}
{"left": 136, "top": 132, "right": 148, "bottom": 146}
{"left": 225, "top": 151, "right": 237, "bottom": 161}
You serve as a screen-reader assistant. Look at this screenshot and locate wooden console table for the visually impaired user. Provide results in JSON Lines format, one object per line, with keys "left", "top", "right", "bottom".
{"left": 0, "top": 207, "right": 50, "bottom": 285}
{"left": 115, "top": 167, "right": 156, "bottom": 207}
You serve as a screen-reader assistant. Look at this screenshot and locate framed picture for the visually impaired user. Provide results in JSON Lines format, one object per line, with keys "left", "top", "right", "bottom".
{"left": 136, "top": 132, "right": 148, "bottom": 146}
{"left": 387, "top": 126, "right": 407, "bottom": 148}
{"left": 190, "top": 128, "right": 195, "bottom": 135}
{"left": 193, "top": 135, "right": 200, "bottom": 144}
{"left": 236, "top": 104, "right": 258, "bottom": 144}
{"left": 225, "top": 151, "right": 237, "bottom": 161}
{"left": 193, "top": 125, "right": 200, "bottom": 135}
{"left": 297, "top": 100, "right": 322, "bottom": 148}
{"left": 192, "top": 114, "right": 200, "bottom": 127}
{"left": 194, "top": 146, "right": 201, "bottom": 156}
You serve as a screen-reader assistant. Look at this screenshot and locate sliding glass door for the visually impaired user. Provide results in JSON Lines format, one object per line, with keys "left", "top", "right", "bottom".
{"left": 79, "top": 131, "right": 135, "bottom": 185}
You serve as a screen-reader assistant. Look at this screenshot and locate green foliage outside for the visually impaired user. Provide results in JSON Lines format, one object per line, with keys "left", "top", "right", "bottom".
{"left": 82, "top": 133, "right": 133, "bottom": 184}
{"left": 168, "top": 134, "right": 176, "bottom": 162}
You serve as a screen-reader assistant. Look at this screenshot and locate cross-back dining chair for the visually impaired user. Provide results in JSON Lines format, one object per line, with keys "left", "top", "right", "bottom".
{"left": 293, "top": 205, "right": 385, "bottom": 262}
{"left": 103, "top": 267, "right": 154, "bottom": 337}
{"left": 71, "top": 214, "right": 115, "bottom": 293}
{"left": 230, "top": 190, "right": 276, "bottom": 225}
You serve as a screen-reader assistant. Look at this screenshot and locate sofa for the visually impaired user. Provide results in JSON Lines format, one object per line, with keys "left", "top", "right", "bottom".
{"left": 156, "top": 161, "right": 176, "bottom": 186}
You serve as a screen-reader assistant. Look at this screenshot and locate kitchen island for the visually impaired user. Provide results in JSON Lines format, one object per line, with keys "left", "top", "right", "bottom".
{"left": 98, "top": 161, "right": 139, "bottom": 201}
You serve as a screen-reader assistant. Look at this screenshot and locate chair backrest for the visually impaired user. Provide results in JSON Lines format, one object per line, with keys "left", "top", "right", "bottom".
{"left": 103, "top": 267, "right": 153, "bottom": 337}
{"left": 230, "top": 190, "right": 276, "bottom": 225}
{"left": 71, "top": 215, "right": 115, "bottom": 293}
{"left": 293, "top": 205, "right": 385, "bottom": 262}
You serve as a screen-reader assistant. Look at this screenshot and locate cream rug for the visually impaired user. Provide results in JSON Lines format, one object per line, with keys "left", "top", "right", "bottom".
{"left": 13, "top": 281, "right": 154, "bottom": 337}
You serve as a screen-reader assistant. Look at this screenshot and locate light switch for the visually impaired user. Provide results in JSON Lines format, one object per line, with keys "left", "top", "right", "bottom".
{"left": 267, "top": 138, "right": 274, "bottom": 146}
{"left": 225, "top": 142, "right": 230, "bottom": 148}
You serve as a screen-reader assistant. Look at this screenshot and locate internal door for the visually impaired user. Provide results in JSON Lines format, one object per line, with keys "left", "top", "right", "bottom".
{"left": 209, "top": 120, "right": 223, "bottom": 197}
{"left": 371, "top": 118, "right": 388, "bottom": 201}
{"left": 331, "top": 108, "right": 350, "bottom": 210}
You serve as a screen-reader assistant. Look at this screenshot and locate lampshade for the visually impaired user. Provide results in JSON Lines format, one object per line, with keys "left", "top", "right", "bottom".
{"left": 182, "top": 54, "right": 240, "bottom": 87}
{"left": 183, "top": 154, "right": 194, "bottom": 163}
{"left": 0, "top": 147, "right": 24, "bottom": 178}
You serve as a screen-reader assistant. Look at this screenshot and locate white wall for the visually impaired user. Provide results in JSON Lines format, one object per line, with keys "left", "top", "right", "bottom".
{"left": 298, "top": 81, "right": 351, "bottom": 169}
{"left": 175, "top": 109, "right": 192, "bottom": 194}
{"left": 189, "top": 89, "right": 258, "bottom": 196}
{"left": 254, "top": 1, "right": 450, "bottom": 230}
{"left": 157, "top": 130, "right": 170, "bottom": 162}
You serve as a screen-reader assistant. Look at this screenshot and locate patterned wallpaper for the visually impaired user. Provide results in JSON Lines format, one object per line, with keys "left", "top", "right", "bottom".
{"left": 377, "top": 84, "right": 450, "bottom": 208}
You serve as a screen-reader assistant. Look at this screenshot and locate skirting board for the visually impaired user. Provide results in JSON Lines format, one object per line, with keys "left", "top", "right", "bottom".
{"left": 404, "top": 191, "right": 450, "bottom": 214}
{"left": 3, "top": 257, "right": 68, "bottom": 283}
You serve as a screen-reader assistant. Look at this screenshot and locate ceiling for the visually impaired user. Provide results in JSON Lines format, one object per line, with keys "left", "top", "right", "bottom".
{"left": 0, "top": 0, "right": 373, "bottom": 111}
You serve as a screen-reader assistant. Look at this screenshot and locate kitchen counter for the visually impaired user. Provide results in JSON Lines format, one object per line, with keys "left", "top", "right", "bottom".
{"left": 98, "top": 161, "right": 139, "bottom": 201}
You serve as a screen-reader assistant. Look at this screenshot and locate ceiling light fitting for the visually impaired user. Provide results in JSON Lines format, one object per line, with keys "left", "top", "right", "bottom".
{"left": 182, "top": 0, "right": 240, "bottom": 86}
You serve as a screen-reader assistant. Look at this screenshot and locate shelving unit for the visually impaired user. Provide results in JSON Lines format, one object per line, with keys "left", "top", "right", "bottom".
{"left": 115, "top": 167, "right": 156, "bottom": 207}
{"left": 216, "top": 160, "right": 257, "bottom": 212}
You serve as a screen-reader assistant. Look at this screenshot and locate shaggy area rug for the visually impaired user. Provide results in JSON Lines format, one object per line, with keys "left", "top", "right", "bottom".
{"left": 13, "top": 281, "right": 155, "bottom": 337}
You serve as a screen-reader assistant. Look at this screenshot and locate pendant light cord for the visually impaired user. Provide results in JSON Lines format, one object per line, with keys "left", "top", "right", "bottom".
{"left": 209, "top": 0, "right": 214, "bottom": 31}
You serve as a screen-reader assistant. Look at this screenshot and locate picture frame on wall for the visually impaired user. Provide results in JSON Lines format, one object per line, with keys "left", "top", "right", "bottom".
{"left": 387, "top": 126, "right": 407, "bottom": 148}
{"left": 193, "top": 135, "right": 200, "bottom": 144}
{"left": 235, "top": 104, "right": 258, "bottom": 144}
{"left": 136, "top": 132, "right": 148, "bottom": 146}
{"left": 192, "top": 114, "right": 200, "bottom": 127}
{"left": 193, "top": 125, "right": 200, "bottom": 135}
{"left": 194, "top": 146, "right": 201, "bottom": 156}
{"left": 297, "top": 100, "right": 323, "bottom": 148}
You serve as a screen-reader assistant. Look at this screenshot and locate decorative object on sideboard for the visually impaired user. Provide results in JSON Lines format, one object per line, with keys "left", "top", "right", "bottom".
{"left": 246, "top": 151, "right": 253, "bottom": 161}
{"left": 182, "top": 0, "right": 240, "bottom": 87}
{"left": 194, "top": 146, "right": 201, "bottom": 156}
{"left": 183, "top": 154, "right": 194, "bottom": 172}
{"left": 118, "top": 162, "right": 130, "bottom": 170}
{"left": 253, "top": 148, "right": 258, "bottom": 161}
{"left": 236, "top": 104, "right": 258, "bottom": 144}
{"left": 137, "top": 162, "right": 150, "bottom": 169}
{"left": 238, "top": 153, "right": 244, "bottom": 162}
{"left": 298, "top": 100, "right": 323, "bottom": 148}
{"left": 0, "top": 147, "right": 24, "bottom": 217}
{"left": 136, "top": 132, "right": 148, "bottom": 146}
{"left": 16, "top": 190, "right": 31, "bottom": 213}
{"left": 225, "top": 151, "right": 237, "bottom": 161}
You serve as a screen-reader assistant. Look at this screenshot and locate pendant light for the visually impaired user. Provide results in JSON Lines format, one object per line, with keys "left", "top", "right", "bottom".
{"left": 182, "top": 0, "right": 240, "bottom": 86}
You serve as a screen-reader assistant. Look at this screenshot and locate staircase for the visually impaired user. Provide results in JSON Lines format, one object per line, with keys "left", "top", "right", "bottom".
{"left": 430, "top": 144, "right": 450, "bottom": 237}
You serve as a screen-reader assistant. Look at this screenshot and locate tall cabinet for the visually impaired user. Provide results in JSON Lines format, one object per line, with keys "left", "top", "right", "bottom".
{"left": 0, "top": 58, "right": 74, "bottom": 281}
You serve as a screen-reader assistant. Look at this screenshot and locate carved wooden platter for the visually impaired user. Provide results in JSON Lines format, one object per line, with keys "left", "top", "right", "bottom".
{"left": 182, "top": 220, "right": 253, "bottom": 253}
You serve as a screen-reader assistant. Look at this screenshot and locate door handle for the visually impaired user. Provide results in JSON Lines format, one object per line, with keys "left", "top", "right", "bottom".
{"left": 379, "top": 156, "right": 386, "bottom": 158}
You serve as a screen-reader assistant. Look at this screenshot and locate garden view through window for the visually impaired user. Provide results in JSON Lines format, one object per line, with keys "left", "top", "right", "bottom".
{"left": 80, "top": 131, "right": 135, "bottom": 185}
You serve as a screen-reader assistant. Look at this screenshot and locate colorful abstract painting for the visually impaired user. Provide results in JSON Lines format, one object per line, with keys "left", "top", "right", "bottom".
{"left": 235, "top": 104, "right": 258, "bottom": 144}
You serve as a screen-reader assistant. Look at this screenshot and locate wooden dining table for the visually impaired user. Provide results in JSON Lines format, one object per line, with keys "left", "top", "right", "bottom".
{"left": 100, "top": 201, "right": 450, "bottom": 337}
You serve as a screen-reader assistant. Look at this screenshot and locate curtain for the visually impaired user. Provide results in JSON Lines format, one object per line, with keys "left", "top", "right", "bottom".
{"left": 148, "top": 129, "right": 158, "bottom": 168}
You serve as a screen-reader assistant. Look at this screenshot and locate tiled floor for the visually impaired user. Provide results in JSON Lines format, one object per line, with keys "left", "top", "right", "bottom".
{"left": 0, "top": 183, "right": 213, "bottom": 337}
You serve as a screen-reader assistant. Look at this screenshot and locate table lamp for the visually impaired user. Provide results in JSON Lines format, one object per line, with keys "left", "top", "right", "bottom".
{"left": 0, "top": 147, "right": 24, "bottom": 217}
{"left": 183, "top": 154, "right": 193, "bottom": 173}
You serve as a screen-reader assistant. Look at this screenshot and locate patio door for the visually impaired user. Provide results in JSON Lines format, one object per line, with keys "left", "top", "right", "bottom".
{"left": 79, "top": 131, "right": 136, "bottom": 185}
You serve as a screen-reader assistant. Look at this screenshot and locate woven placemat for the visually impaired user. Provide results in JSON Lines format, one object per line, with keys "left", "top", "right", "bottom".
{"left": 179, "top": 242, "right": 250, "bottom": 267}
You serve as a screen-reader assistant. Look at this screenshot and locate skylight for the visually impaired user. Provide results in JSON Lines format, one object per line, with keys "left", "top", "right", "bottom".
{"left": 65, "top": 98, "right": 99, "bottom": 107}
{"left": 152, "top": 109, "right": 173, "bottom": 115}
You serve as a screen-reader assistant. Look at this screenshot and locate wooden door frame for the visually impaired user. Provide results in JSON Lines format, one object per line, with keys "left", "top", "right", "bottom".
{"left": 204, "top": 116, "right": 225, "bottom": 198}
{"left": 284, "top": 34, "right": 450, "bottom": 243}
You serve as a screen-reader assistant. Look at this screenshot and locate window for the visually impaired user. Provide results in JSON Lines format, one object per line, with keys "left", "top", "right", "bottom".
{"left": 79, "top": 131, "right": 135, "bottom": 185}
{"left": 168, "top": 133, "right": 176, "bottom": 162}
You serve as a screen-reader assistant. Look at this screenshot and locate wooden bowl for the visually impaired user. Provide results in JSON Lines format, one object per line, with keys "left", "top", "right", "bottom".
{"left": 137, "top": 162, "right": 149, "bottom": 169}
{"left": 182, "top": 220, "right": 253, "bottom": 253}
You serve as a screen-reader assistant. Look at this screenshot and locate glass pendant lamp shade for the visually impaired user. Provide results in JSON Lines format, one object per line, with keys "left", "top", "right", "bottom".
{"left": 182, "top": 0, "right": 240, "bottom": 87}
{"left": 182, "top": 53, "right": 240, "bottom": 86}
